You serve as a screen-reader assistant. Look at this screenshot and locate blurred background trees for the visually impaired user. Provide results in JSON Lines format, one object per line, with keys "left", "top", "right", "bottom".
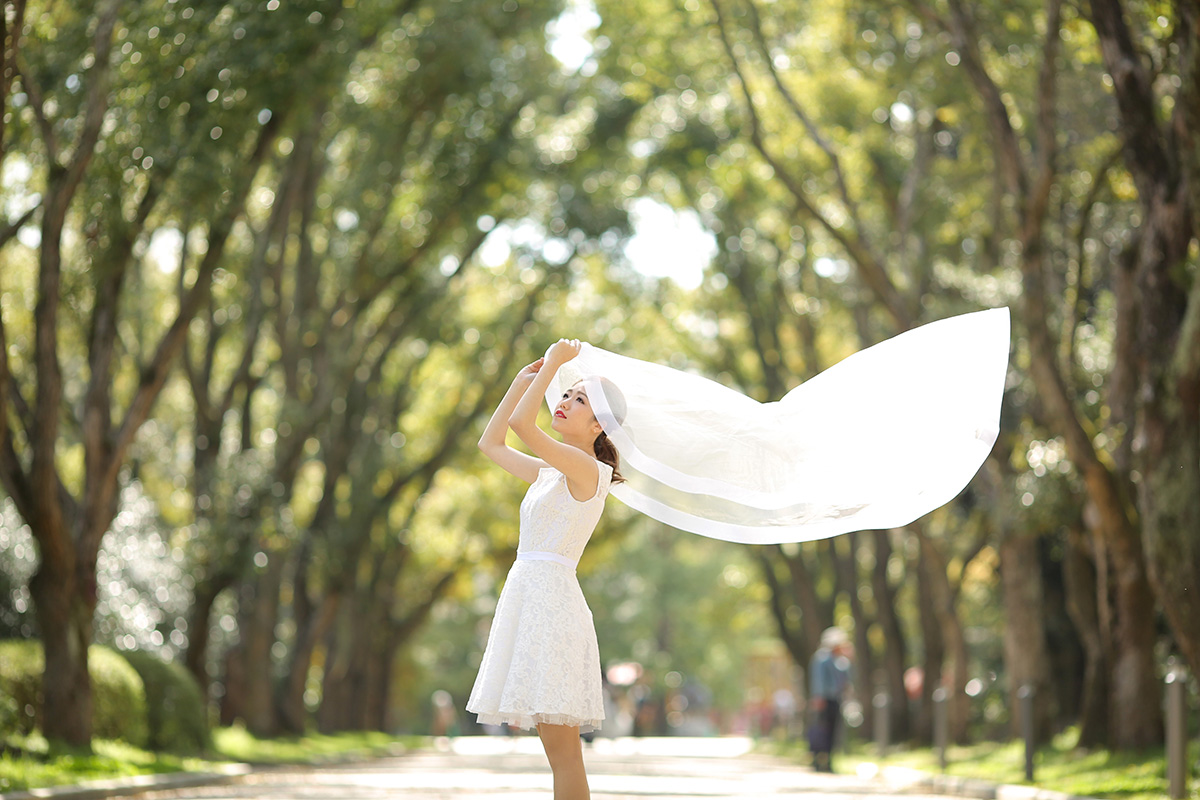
{"left": 1, "top": 0, "right": 1197, "bottom": 754}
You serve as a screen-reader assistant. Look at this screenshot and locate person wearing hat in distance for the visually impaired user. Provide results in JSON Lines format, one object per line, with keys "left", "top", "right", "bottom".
{"left": 808, "top": 626, "right": 853, "bottom": 773}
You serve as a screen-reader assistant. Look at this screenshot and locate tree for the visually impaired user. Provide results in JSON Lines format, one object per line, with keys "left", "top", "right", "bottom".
{"left": 0, "top": 1, "right": 345, "bottom": 745}
{"left": 584, "top": 0, "right": 1197, "bottom": 749}
{"left": 1085, "top": 0, "right": 1200, "bottom": 684}
{"left": 183, "top": 0, "right": 655, "bottom": 734}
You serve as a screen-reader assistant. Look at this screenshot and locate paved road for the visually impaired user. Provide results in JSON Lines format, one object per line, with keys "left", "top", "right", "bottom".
{"left": 139, "top": 737, "right": 978, "bottom": 800}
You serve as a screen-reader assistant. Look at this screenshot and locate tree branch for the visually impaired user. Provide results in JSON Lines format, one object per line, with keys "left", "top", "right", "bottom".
{"left": 83, "top": 166, "right": 172, "bottom": 520}
{"left": 102, "top": 112, "right": 285, "bottom": 521}
{"left": 0, "top": 292, "right": 33, "bottom": 518}
{"left": 0, "top": 203, "right": 39, "bottom": 251}
{"left": 13, "top": 53, "right": 57, "bottom": 161}
{"left": 743, "top": 0, "right": 867, "bottom": 234}
{"left": 61, "top": 0, "right": 120, "bottom": 198}
{"left": 0, "top": 0, "right": 30, "bottom": 166}
{"left": 1086, "top": 0, "right": 1173, "bottom": 199}
{"left": 942, "top": 0, "right": 1029, "bottom": 198}
{"left": 1028, "top": 0, "right": 1064, "bottom": 229}
{"left": 710, "top": 0, "right": 912, "bottom": 329}
{"left": 1067, "top": 145, "right": 1123, "bottom": 370}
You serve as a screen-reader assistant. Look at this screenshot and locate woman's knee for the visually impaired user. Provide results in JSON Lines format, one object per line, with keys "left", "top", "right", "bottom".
{"left": 538, "top": 724, "right": 582, "bottom": 767}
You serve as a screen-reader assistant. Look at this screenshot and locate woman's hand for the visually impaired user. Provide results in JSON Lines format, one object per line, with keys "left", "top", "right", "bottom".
{"left": 545, "top": 338, "right": 583, "bottom": 367}
{"left": 516, "top": 357, "right": 545, "bottom": 382}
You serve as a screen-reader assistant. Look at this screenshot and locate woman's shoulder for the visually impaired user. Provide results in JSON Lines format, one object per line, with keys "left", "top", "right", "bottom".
{"left": 540, "top": 459, "right": 610, "bottom": 479}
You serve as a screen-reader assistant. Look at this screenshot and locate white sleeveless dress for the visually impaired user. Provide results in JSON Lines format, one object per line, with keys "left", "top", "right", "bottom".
{"left": 466, "top": 461, "right": 614, "bottom": 733}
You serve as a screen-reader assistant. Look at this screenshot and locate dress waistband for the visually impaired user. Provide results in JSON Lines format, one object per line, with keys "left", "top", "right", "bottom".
{"left": 516, "top": 551, "right": 578, "bottom": 570}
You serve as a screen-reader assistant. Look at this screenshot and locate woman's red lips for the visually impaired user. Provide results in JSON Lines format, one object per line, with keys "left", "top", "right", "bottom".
{"left": 555, "top": 410, "right": 566, "bottom": 418}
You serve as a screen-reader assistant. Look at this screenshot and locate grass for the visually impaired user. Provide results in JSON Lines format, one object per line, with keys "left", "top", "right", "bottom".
{"left": 0, "top": 736, "right": 213, "bottom": 794}
{"left": 762, "top": 728, "right": 1199, "bottom": 800}
{"left": 4, "top": 725, "right": 1195, "bottom": 798}
{"left": 211, "top": 726, "right": 422, "bottom": 765}
{"left": 0, "top": 728, "right": 427, "bottom": 793}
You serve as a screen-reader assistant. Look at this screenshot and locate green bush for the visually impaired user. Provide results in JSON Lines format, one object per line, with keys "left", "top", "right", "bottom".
{"left": 0, "top": 691, "right": 21, "bottom": 739}
{"left": 120, "top": 651, "right": 210, "bottom": 753}
{"left": 0, "top": 640, "right": 42, "bottom": 737}
{"left": 0, "top": 640, "right": 148, "bottom": 747}
{"left": 89, "top": 647, "right": 148, "bottom": 747}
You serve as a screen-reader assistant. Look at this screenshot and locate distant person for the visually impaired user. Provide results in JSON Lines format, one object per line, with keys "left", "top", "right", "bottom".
{"left": 808, "top": 626, "right": 853, "bottom": 773}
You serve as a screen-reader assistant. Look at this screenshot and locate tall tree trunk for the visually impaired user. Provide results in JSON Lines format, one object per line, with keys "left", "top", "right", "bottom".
{"left": 1105, "top": 529, "right": 1163, "bottom": 747}
{"left": 184, "top": 578, "right": 226, "bottom": 700}
{"left": 238, "top": 555, "right": 286, "bottom": 737}
{"left": 29, "top": 548, "right": 93, "bottom": 746}
{"left": 183, "top": 415, "right": 226, "bottom": 699}
{"left": 1132, "top": 175, "right": 1200, "bottom": 683}
{"left": 279, "top": 591, "right": 341, "bottom": 734}
{"left": 1139, "top": 390, "right": 1200, "bottom": 674}
{"left": 914, "top": 527, "right": 970, "bottom": 743}
{"left": 318, "top": 599, "right": 369, "bottom": 732}
{"left": 360, "top": 624, "right": 390, "bottom": 732}
{"left": 871, "top": 530, "right": 910, "bottom": 742}
{"left": 219, "top": 643, "right": 247, "bottom": 727}
{"left": 999, "top": 534, "right": 1056, "bottom": 744}
{"left": 914, "top": 542, "right": 943, "bottom": 744}
{"left": 1062, "top": 527, "right": 1109, "bottom": 747}
{"left": 756, "top": 544, "right": 830, "bottom": 674}
{"left": 833, "top": 534, "right": 875, "bottom": 735}
{"left": 758, "top": 549, "right": 807, "bottom": 670}
{"left": 1042, "top": 537, "right": 1087, "bottom": 732}
{"left": 1087, "top": 0, "right": 1200, "bottom": 713}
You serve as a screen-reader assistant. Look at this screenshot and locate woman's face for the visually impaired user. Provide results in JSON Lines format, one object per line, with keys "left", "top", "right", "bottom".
{"left": 551, "top": 384, "right": 601, "bottom": 442}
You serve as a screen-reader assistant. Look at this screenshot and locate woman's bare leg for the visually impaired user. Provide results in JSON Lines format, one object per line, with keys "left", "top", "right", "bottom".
{"left": 537, "top": 723, "right": 589, "bottom": 800}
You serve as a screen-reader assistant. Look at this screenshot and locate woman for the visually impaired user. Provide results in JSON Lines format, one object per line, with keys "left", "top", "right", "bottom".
{"left": 467, "top": 338, "right": 621, "bottom": 800}
{"left": 466, "top": 310, "right": 1009, "bottom": 796}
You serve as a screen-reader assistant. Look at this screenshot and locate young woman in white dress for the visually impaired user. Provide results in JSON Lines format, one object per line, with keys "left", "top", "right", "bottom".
{"left": 465, "top": 310, "right": 1011, "bottom": 799}
{"left": 469, "top": 338, "right": 621, "bottom": 800}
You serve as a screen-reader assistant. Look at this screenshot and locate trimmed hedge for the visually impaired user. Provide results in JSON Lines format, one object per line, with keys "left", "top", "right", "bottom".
{"left": 90, "top": 647, "right": 148, "bottom": 746}
{"left": 0, "top": 640, "right": 41, "bottom": 736}
{"left": 121, "top": 650, "right": 210, "bottom": 753}
{"left": 0, "top": 640, "right": 147, "bottom": 747}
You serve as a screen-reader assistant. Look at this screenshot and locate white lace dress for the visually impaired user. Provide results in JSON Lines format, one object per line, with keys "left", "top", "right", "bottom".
{"left": 466, "top": 461, "right": 614, "bottom": 733}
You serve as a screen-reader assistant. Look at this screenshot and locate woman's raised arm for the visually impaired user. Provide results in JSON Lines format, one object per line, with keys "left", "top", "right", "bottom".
{"left": 508, "top": 340, "right": 602, "bottom": 500}
{"left": 477, "top": 358, "right": 548, "bottom": 483}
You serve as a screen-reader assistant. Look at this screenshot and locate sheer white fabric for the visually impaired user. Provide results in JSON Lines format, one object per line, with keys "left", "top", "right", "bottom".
{"left": 546, "top": 308, "right": 1010, "bottom": 545}
{"left": 466, "top": 464, "right": 614, "bottom": 733}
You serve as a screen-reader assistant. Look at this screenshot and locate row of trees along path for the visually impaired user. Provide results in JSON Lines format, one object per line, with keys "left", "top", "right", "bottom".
{"left": 0, "top": 0, "right": 1197, "bottom": 751}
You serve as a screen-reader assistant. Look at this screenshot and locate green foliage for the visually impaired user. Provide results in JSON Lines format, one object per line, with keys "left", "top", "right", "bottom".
{"left": 791, "top": 727, "right": 1200, "bottom": 800}
{"left": 4, "top": 0, "right": 1196, "bottom": 759}
{"left": 0, "top": 728, "right": 423, "bottom": 793}
{"left": 119, "top": 651, "right": 209, "bottom": 754}
{"left": 585, "top": 524, "right": 776, "bottom": 719}
{"left": 210, "top": 726, "right": 414, "bottom": 764}
{"left": 0, "top": 694, "right": 17, "bottom": 738}
{"left": 0, "top": 642, "right": 147, "bottom": 747}
{"left": 0, "top": 501, "right": 37, "bottom": 640}
{"left": 0, "top": 641, "right": 42, "bottom": 737}
{"left": 85, "top": 648, "right": 148, "bottom": 748}
{"left": 0, "top": 736, "right": 210, "bottom": 794}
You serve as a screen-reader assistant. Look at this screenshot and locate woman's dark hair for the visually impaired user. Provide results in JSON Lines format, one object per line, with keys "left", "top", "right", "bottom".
{"left": 586, "top": 376, "right": 626, "bottom": 484}
{"left": 593, "top": 431, "right": 625, "bottom": 484}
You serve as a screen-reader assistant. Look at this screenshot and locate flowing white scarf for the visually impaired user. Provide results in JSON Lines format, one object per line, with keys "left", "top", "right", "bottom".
{"left": 545, "top": 308, "right": 1010, "bottom": 544}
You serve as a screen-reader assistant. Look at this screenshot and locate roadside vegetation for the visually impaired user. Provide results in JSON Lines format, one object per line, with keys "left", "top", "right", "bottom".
{"left": 0, "top": 729, "right": 421, "bottom": 794}
{"left": 764, "top": 728, "right": 1198, "bottom": 800}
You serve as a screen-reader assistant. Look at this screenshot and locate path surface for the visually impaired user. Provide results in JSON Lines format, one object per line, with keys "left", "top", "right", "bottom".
{"left": 140, "top": 737, "right": 979, "bottom": 800}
